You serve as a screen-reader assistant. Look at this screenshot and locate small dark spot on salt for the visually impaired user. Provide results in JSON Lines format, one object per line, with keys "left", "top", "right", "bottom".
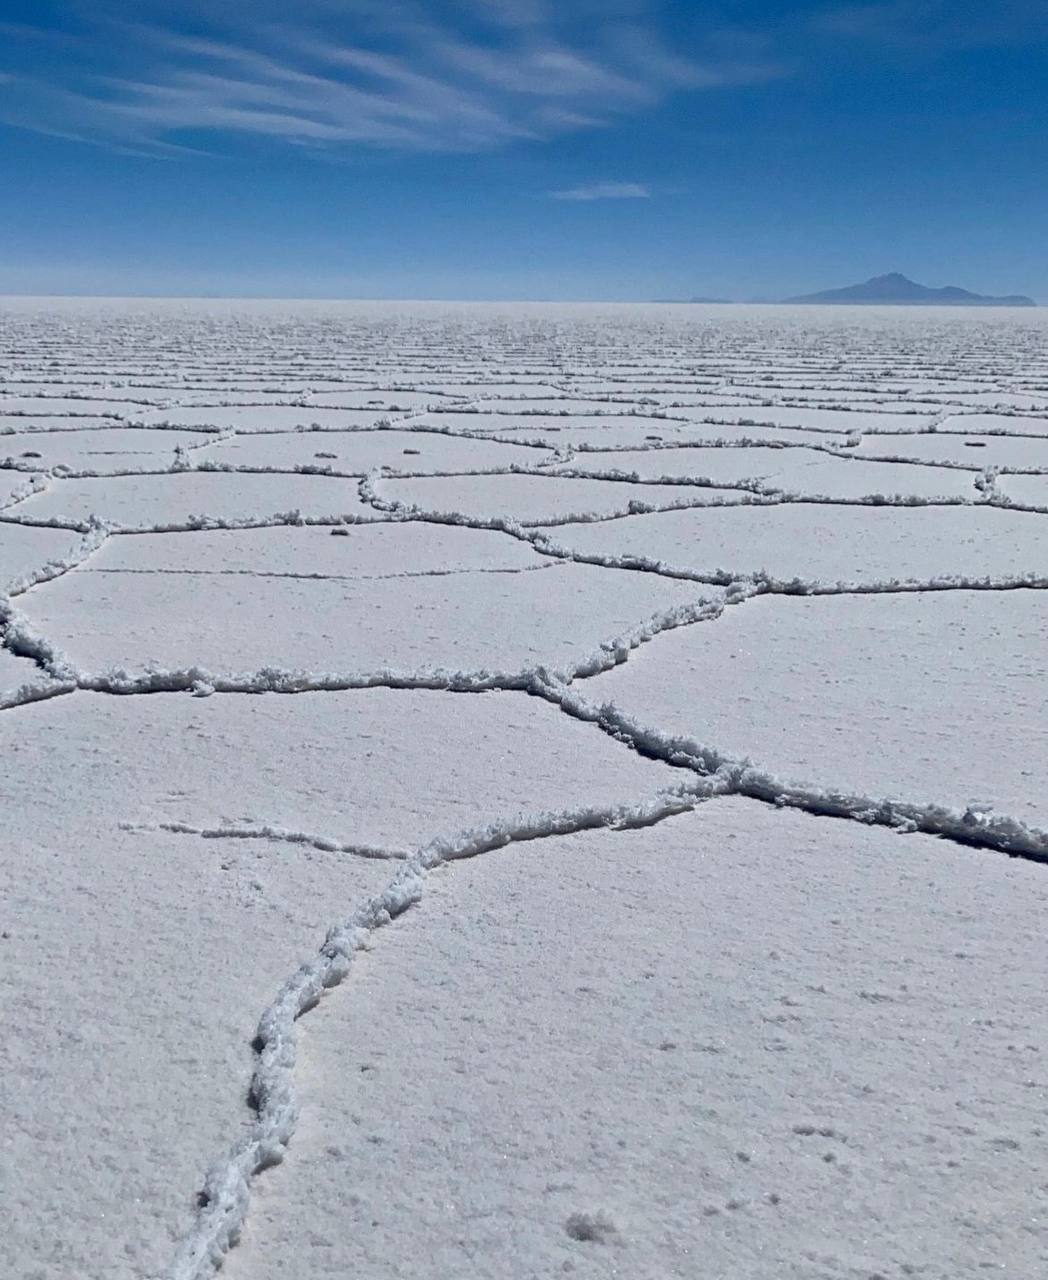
{"left": 658, "top": 1040, "right": 676, "bottom": 1051}
{"left": 564, "top": 1212, "right": 617, "bottom": 1244}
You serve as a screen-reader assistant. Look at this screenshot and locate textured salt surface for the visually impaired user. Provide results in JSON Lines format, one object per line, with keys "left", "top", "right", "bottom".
{"left": 219, "top": 799, "right": 1048, "bottom": 1280}
{"left": 22, "top": 561, "right": 705, "bottom": 677}
{"left": 0, "top": 426, "right": 208, "bottom": 472}
{"left": 2, "top": 299, "right": 1046, "bottom": 1280}
{"left": 534, "top": 502, "right": 1046, "bottom": 585}
{"left": 586, "top": 589, "right": 1048, "bottom": 827}
{"left": 195, "top": 428, "right": 546, "bottom": 473}
{"left": 378, "top": 472, "right": 749, "bottom": 524}
{"left": 2, "top": 689, "right": 676, "bottom": 1280}
{"left": 557, "top": 445, "right": 980, "bottom": 498}
{"left": 89, "top": 523, "right": 541, "bottom": 576}
{"left": 0, "top": 521, "right": 75, "bottom": 586}
{"left": 12, "top": 471, "right": 384, "bottom": 530}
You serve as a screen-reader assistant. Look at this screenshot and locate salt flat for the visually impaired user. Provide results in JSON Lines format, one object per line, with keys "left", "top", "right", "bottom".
{"left": 534, "top": 502, "right": 1044, "bottom": 584}
{"left": 0, "top": 520, "right": 75, "bottom": 584}
{"left": 221, "top": 800, "right": 1048, "bottom": 1280}
{"left": 1, "top": 299, "right": 1047, "bottom": 1280}
{"left": 377, "top": 471, "right": 750, "bottom": 523}
{"left": 0, "top": 425, "right": 210, "bottom": 473}
{"left": 555, "top": 443, "right": 981, "bottom": 498}
{"left": 13, "top": 470, "right": 384, "bottom": 530}
{"left": 193, "top": 426, "right": 545, "bottom": 473}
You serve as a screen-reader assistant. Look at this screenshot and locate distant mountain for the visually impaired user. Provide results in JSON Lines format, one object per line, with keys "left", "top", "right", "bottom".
{"left": 654, "top": 295, "right": 732, "bottom": 303}
{"left": 784, "top": 272, "right": 1036, "bottom": 307}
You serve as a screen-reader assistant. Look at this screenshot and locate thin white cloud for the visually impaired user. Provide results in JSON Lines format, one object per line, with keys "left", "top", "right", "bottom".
{"left": 0, "top": 4, "right": 789, "bottom": 155}
{"left": 550, "top": 182, "right": 650, "bottom": 201}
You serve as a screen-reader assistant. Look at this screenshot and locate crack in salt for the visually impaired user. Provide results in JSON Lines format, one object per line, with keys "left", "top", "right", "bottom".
{"left": 6, "top": 313, "right": 1048, "bottom": 1280}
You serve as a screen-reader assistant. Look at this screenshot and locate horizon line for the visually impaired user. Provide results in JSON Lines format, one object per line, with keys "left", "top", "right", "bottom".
{"left": 0, "top": 293, "right": 1041, "bottom": 307}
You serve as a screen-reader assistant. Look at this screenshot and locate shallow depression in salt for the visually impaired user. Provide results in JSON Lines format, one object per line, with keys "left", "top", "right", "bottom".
{"left": 2, "top": 298, "right": 1047, "bottom": 1280}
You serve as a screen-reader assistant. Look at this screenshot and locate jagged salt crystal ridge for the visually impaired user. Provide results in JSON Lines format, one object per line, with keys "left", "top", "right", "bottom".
{"left": 48, "top": 569, "right": 1048, "bottom": 702}
{"left": 550, "top": 683, "right": 1048, "bottom": 862}
{"left": 167, "top": 787, "right": 702, "bottom": 1280}
{"left": 0, "top": 524, "right": 110, "bottom": 693}
{"left": 17, "top": 511, "right": 391, "bottom": 537}
{"left": 359, "top": 471, "right": 1029, "bottom": 544}
{"left": 0, "top": 471, "right": 49, "bottom": 512}
{"left": 556, "top": 461, "right": 772, "bottom": 493}
{"left": 4, "top": 521, "right": 110, "bottom": 597}
{"left": 0, "top": 458, "right": 51, "bottom": 474}
{"left": 69, "top": 586, "right": 738, "bottom": 697}
{"left": 0, "top": 511, "right": 95, "bottom": 533}
{"left": 527, "top": 527, "right": 1048, "bottom": 597}
{"left": 565, "top": 589, "right": 746, "bottom": 681}
{"left": 0, "top": 598, "right": 81, "bottom": 682}
{"left": 76, "top": 664, "right": 537, "bottom": 696}
{"left": 563, "top": 431, "right": 1048, "bottom": 479}
{"left": 0, "top": 409, "right": 126, "bottom": 423}
{"left": 362, "top": 480, "right": 769, "bottom": 533}
{"left": 123, "top": 820, "right": 406, "bottom": 861}
{"left": 0, "top": 677, "right": 76, "bottom": 710}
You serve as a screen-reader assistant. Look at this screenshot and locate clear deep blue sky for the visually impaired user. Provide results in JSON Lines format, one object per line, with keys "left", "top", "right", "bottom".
{"left": 2, "top": 0, "right": 1046, "bottom": 300}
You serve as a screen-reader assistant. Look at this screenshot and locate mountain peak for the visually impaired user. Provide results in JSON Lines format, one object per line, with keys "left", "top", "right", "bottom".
{"left": 784, "top": 273, "right": 1035, "bottom": 307}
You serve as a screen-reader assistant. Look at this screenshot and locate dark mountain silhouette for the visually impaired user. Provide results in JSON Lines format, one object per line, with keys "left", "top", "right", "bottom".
{"left": 784, "top": 272, "right": 1035, "bottom": 307}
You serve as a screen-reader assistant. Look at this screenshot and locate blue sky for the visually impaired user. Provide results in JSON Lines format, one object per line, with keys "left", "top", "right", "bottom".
{"left": 1, "top": 0, "right": 1046, "bottom": 299}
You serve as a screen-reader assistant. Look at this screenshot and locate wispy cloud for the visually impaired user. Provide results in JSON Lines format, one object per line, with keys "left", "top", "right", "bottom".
{"left": 550, "top": 182, "right": 650, "bottom": 201}
{"left": 0, "top": 3, "right": 789, "bottom": 156}
{"left": 811, "top": 1, "right": 1048, "bottom": 51}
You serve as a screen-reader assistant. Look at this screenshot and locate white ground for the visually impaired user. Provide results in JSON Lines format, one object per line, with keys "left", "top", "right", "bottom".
{"left": 0, "top": 426, "right": 208, "bottom": 473}
{"left": 553, "top": 444, "right": 982, "bottom": 499}
{"left": 1, "top": 299, "right": 1046, "bottom": 1280}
